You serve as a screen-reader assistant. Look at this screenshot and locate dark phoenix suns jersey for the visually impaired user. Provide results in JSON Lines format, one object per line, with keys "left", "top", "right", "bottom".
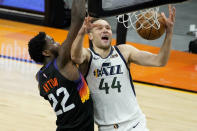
{"left": 37, "top": 59, "right": 94, "bottom": 131}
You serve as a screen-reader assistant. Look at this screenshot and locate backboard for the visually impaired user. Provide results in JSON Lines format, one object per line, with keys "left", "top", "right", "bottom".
{"left": 88, "top": 0, "right": 189, "bottom": 17}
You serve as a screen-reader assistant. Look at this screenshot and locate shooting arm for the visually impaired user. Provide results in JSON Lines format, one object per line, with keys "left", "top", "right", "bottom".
{"left": 71, "top": 25, "right": 90, "bottom": 64}
{"left": 71, "top": 17, "right": 93, "bottom": 64}
{"left": 123, "top": 32, "right": 173, "bottom": 67}
{"left": 124, "top": 5, "right": 175, "bottom": 67}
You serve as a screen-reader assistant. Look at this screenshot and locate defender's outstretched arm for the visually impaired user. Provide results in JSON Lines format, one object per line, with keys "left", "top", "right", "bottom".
{"left": 57, "top": 0, "right": 86, "bottom": 68}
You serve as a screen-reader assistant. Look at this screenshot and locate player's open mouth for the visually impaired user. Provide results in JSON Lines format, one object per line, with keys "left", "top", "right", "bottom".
{"left": 101, "top": 36, "right": 109, "bottom": 43}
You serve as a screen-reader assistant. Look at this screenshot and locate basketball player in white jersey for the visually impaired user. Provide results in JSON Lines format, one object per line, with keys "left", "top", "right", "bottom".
{"left": 71, "top": 5, "right": 176, "bottom": 131}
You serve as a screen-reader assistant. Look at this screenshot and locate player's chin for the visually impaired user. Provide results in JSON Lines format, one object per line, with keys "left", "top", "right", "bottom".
{"left": 101, "top": 39, "right": 111, "bottom": 45}
{"left": 100, "top": 43, "right": 111, "bottom": 49}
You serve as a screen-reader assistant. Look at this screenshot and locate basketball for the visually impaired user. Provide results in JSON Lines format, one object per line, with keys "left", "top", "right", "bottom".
{"left": 136, "top": 12, "right": 166, "bottom": 40}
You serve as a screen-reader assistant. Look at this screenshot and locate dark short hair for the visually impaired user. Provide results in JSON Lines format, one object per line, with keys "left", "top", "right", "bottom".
{"left": 28, "top": 32, "right": 46, "bottom": 63}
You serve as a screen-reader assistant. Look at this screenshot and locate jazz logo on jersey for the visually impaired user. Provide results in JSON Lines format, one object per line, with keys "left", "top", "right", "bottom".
{"left": 93, "top": 62, "right": 123, "bottom": 77}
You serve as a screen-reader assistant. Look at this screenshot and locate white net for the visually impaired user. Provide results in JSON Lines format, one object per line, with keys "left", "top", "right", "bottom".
{"left": 116, "top": 7, "right": 160, "bottom": 30}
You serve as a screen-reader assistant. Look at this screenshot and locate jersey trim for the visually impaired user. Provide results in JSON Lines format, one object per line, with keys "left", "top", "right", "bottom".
{"left": 90, "top": 46, "right": 113, "bottom": 59}
{"left": 39, "top": 61, "right": 52, "bottom": 74}
{"left": 74, "top": 73, "right": 82, "bottom": 83}
{"left": 37, "top": 61, "right": 52, "bottom": 81}
{"left": 54, "top": 59, "right": 59, "bottom": 70}
{"left": 45, "top": 61, "right": 52, "bottom": 69}
{"left": 114, "top": 46, "right": 136, "bottom": 96}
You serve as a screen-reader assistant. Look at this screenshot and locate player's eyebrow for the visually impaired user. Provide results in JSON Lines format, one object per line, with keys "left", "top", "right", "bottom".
{"left": 95, "top": 24, "right": 102, "bottom": 27}
{"left": 95, "top": 24, "right": 110, "bottom": 28}
{"left": 105, "top": 25, "right": 111, "bottom": 28}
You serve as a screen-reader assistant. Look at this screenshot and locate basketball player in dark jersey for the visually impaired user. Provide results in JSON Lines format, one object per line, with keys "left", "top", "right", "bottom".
{"left": 28, "top": 0, "right": 94, "bottom": 131}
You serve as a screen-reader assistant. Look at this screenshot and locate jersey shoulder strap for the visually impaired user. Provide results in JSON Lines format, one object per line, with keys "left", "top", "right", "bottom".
{"left": 114, "top": 46, "right": 129, "bottom": 69}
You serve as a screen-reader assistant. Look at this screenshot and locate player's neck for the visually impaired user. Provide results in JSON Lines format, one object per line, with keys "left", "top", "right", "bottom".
{"left": 93, "top": 46, "right": 112, "bottom": 58}
{"left": 43, "top": 56, "right": 55, "bottom": 66}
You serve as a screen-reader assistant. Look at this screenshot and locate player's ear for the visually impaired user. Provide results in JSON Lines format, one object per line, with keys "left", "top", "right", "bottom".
{"left": 88, "top": 32, "right": 93, "bottom": 40}
{"left": 42, "top": 50, "right": 51, "bottom": 57}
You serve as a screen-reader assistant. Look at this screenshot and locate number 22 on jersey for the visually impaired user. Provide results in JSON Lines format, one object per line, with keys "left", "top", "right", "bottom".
{"left": 48, "top": 87, "right": 75, "bottom": 116}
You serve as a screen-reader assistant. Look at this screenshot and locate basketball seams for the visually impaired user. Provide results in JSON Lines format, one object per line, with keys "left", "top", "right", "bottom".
{"left": 136, "top": 12, "right": 165, "bottom": 40}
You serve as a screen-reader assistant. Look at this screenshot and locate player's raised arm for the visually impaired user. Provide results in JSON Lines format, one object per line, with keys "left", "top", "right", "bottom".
{"left": 56, "top": 0, "right": 86, "bottom": 68}
{"left": 119, "top": 5, "right": 176, "bottom": 67}
{"left": 156, "top": 5, "right": 176, "bottom": 65}
{"left": 71, "top": 17, "right": 96, "bottom": 64}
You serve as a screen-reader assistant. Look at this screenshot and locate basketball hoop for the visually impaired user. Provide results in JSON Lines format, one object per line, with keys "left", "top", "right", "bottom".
{"left": 117, "top": 7, "right": 160, "bottom": 31}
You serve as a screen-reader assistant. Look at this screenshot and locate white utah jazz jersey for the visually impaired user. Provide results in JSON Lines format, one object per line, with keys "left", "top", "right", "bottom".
{"left": 86, "top": 46, "right": 145, "bottom": 125}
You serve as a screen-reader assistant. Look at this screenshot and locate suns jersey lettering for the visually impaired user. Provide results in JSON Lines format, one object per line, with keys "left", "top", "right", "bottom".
{"left": 86, "top": 46, "right": 145, "bottom": 125}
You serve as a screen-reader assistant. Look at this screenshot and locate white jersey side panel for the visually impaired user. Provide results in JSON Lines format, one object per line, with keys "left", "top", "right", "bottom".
{"left": 86, "top": 46, "right": 145, "bottom": 125}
